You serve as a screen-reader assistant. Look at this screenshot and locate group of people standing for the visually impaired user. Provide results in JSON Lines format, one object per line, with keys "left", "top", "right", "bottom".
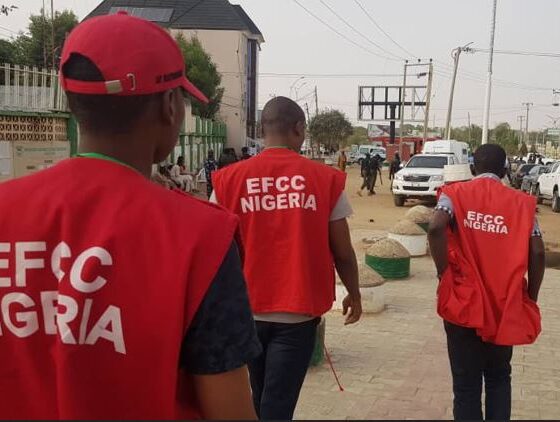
{"left": 0, "top": 11, "right": 547, "bottom": 422}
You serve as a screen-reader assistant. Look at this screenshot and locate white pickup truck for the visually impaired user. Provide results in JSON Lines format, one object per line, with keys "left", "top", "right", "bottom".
{"left": 392, "top": 154, "right": 456, "bottom": 207}
{"left": 536, "top": 161, "right": 560, "bottom": 212}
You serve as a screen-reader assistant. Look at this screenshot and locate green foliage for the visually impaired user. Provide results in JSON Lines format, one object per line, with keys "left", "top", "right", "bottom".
{"left": 0, "top": 39, "right": 16, "bottom": 63}
{"left": 176, "top": 34, "right": 224, "bottom": 119}
{"left": 450, "top": 124, "right": 482, "bottom": 150}
{"left": 530, "top": 143, "right": 537, "bottom": 153}
{"left": 347, "top": 126, "right": 368, "bottom": 145}
{"left": 491, "top": 122, "right": 517, "bottom": 155}
{"left": 308, "top": 110, "right": 353, "bottom": 150}
{"left": 2, "top": 9, "right": 78, "bottom": 68}
{"left": 519, "top": 142, "right": 528, "bottom": 156}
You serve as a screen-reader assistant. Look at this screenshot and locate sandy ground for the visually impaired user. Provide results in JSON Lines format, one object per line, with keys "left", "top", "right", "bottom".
{"left": 343, "top": 164, "right": 560, "bottom": 253}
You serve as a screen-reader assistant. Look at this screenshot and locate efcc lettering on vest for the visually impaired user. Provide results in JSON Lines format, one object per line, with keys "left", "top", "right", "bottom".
{"left": 463, "top": 211, "right": 509, "bottom": 235}
{"left": 240, "top": 176, "right": 318, "bottom": 214}
{"left": 0, "top": 241, "right": 126, "bottom": 354}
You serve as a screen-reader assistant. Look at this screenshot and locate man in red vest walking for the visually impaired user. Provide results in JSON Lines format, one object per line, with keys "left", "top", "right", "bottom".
{"left": 0, "top": 13, "right": 260, "bottom": 419}
{"left": 428, "top": 144, "right": 546, "bottom": 420}
{"left": 212, "top": 97, "right": 362, "bottom": 420}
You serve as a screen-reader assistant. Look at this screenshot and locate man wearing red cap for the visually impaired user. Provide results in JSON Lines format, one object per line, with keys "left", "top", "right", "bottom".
{"left": 0, "top": 13, "right": 260, "bottom": 420}
{"left": 212, "top": 97, "right": 362, "bottom": 420}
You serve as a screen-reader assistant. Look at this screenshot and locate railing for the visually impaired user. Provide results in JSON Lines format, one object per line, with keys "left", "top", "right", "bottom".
{"left": 172, "top": 117, "right": 227, "bottom": 171}
{"left": 1, "top": 64, "right": 68, "bottom": 112}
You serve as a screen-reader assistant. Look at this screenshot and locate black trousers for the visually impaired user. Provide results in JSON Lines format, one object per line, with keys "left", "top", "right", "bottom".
{"left": 445, "top": 321, "right": 513, "bottom": 421}
{"left": 248, "top": 318, "right": 319, "bottom": 420}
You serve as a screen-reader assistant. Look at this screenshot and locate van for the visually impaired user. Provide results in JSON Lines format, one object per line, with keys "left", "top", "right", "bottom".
{"left": 422, "top": 140, "right": 470, "bottom": 164}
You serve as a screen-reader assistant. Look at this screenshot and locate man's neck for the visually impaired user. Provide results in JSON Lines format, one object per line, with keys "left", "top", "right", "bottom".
{"left": 79, "top": 136, "right": 154, "bottom": 178}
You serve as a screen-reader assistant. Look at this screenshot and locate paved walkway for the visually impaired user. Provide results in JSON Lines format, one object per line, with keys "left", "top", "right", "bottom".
{"left": 295, "top": 257, "right": 560, "bottom": 420}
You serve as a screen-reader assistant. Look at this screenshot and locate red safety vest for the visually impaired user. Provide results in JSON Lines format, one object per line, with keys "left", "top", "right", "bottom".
{"left": 213, "top": 148, "right": 346, "bottom": 316}
{"left": 438, "top": 177, "right": 541, "bottom": 345}
{"left": 0, "top": 158, "right": 237, "bottom": 419}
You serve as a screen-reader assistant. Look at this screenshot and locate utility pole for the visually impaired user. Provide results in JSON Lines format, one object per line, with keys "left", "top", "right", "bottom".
{"left": 468, "top": 112, "right": 472, "bottom": 144}
{"left": 517, "top": 115, "right": 526, "bottom": 149}
{"left": 522, "top": 102, "right": 533, "bottom": 145}
{"left": 399, "top": 61, "right": 408, "bottom": 144}
{"left": 304, "top": 103, "right": 311, "bottom": 123}
{"left": 422, "top": 60, "right": 434, "bottom": 142}
{"left": 445, "top": 43, "right": 473, "bottom": 140}
{"left": 314, "top": 86, "right": 319, "bottom": 117}
{"left": 51, "top": 0, "right": 55, "bottom": 69}
{"left": 481, "top": 0, "right": 498, "bottom": 144}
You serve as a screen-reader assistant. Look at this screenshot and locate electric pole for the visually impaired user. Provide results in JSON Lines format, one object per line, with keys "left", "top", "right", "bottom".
{"left": 468, "top": 112, "right": 472, "bottom": 144}
{"left": 445, "top": 43, "right": 473, "bottom": 140}
{"left": 314, "top": 86, "right": 319, "bottom": 117}
{"left": 51, "top": 0, "right": 55, "bottom": 69}
{"left": 522, "top": 102, "right": 533, "bottom": 145}
{"left": 304, "top": 103, "right": 311, "bottom": 123}
{"left": 517, "top": 115, "right": 526, "bottom": 149}
{"left": 481, "top": 0, "right": 498, "bottom": 144}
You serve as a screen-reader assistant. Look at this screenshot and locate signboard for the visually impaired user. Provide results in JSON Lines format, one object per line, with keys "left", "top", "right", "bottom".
{"left": 0, "top": 141, "right": 69, "bottom": 182}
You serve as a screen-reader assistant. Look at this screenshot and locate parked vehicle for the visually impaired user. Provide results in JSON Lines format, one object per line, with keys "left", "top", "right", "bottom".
{"left": 350, "top": 144, "right": 387, "bottom": 164}
{"left": 392, "top": 154, "right": 456, "bottom": 206}
{"left": 512, "top": 164, "right": 538, "bottom": 189}
{"left": 422, "top": 140, "right": 470, "bottom": 164}
{"left": 536, "top": 161, "right": 560, "bottom": 212}
{"left": 521, "top": 165, "right": 549, "bottom": 195}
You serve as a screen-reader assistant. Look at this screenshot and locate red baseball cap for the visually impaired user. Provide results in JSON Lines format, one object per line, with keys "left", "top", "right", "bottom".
{"left": 60, "top": 12, "right": 209, "bottom": 103}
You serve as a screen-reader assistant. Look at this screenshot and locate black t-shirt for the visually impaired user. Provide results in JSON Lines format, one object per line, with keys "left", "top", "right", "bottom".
{"left": 179, "top": 242, "right": 262, "bottom": 374}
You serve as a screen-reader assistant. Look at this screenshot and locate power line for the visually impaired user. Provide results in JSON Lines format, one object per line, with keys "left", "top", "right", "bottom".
{"left": 352, "top": 0, "right": 418, "bottom": 60}
{"left": 0, "top": 25, "right": 19, "bottom": 35}
{"left": 473, "top": 48, "right": 560, "bottom": 59}
{"left": 318, "top": 0, "right": 403, "bottom": 61}
{"left": 292, "top": 0, "right": 399, "bottom": 62}
{"left": 222, "top": 71, "right": 406, "bottom": 78}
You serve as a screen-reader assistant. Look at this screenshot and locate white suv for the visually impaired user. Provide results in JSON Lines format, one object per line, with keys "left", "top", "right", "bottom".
{"left": 536, "top": 161, "right": 560, "bottom": 212}
{"left": 392, "top": 154, "right": 455, "bottom": 207}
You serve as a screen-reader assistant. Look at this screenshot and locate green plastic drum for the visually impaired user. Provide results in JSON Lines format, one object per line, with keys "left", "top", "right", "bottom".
{"left": 309, "top": 317, "right": 326, "bottom": 367}
{"left": 365, "top": 255, "right": 410, "bottom": 279}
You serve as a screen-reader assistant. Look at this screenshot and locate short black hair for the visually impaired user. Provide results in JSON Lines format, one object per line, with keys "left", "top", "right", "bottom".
{"left": 261, "top": 96, "right": 306, "bottom": 136}
{"left": 474, "top": 144, "right": 506, "bottom": 177}
{"left": 62, "top": 53, "right": 163, "bottom": 136}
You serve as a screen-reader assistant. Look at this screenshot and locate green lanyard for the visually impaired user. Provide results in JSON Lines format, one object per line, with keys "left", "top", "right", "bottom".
{"left": 266, "top": 146, "right": 296, "bottom": 152}
{"left": 77, "top": 152, "right": 136, "bottom": 171}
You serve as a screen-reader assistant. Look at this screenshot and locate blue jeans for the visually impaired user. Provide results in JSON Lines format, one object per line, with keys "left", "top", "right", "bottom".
{"left": 445, "top": 321, "right": 513, "bottom": 420}
{"left": 248, "top": 318, "right": 319, "bottom": 420}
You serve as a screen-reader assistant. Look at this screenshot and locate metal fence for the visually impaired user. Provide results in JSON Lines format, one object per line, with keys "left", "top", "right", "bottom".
{"left": 1, "top": 64, "right": 68, "bottom": 112}
{"left": 171, "top": 117, "right": 226, "bottom": 171}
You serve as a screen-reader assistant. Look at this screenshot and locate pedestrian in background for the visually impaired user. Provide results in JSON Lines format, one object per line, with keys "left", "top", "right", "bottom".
{"left": 428, "top": 144, "right": 545, "bottom": 420}
{"left": 357, "top": 153, "right": 373, "bottom": 196}
{"left": 338, "top": 150, "right": 347, "bottom": 172}
{"left": 389, "top": 152, "right": 401, "bottom": 180}
{"left": 211, "top": 96, "right": 362, "bottom": 420}
{"left": 203, "top": 150, "right": 218, "bottom": 198}
{"left": 240, "top": 146, "right": 252, "bottom": 160}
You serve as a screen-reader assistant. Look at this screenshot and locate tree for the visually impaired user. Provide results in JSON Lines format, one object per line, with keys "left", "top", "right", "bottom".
{"left": 176, "top": 34, "right": 224, "bottom": 119}
{"left": 347, "top": 126, "right": 368, "bottom": 146}
{"left": 308, "top": 110, "right": 353, "bottom": 151}
{"left": 2, "top": 9, "right": 78, "bottom": 68}
{"left": 491, "top": 122, "right": 518, "bottom": 155}
{"left": 0, "top": 39, "right": 16, "bottom": 63}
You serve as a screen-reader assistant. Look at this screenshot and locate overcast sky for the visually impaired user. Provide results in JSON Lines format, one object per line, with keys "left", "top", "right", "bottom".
{"left": 2, "top": 0, "right": 559, "bottom": 131}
